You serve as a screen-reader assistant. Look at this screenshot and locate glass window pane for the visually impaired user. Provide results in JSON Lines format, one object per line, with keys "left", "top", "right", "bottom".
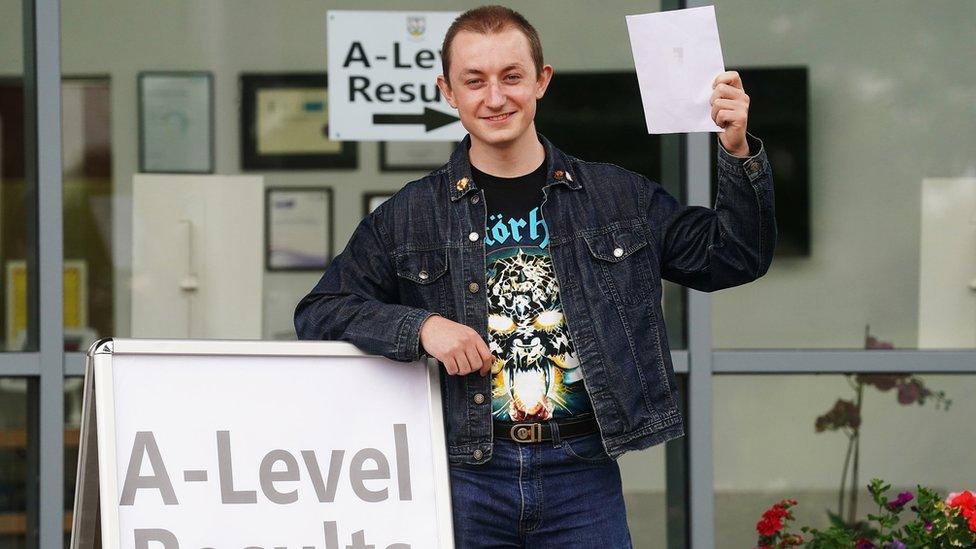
{"left": 621, "top": 374, "right": 686, "bottom": 547}
{"left": 711, "top": 1, "right": 976, "bottom": 349}
{"left": 0, "top": 378, "right": 31, "bottom": 546}
{"left": 621, "top": 443, "right": 670, "bottom": 547}
{"left": 61, "top": 0, "right": 687, "bottom": 348}
{"left": 62, "top": 78, "right": 112, "bottom": 352}
{"left": 714, "top": 374, "right": 970, "bottom": 547}
{"left": 1, "top": 0, "right": 33, "bottom": 352}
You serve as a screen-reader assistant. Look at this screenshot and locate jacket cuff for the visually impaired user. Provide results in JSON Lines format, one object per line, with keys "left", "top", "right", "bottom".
{"left": 397, "top": 308, "right": 439, "bottom": 362}
{"left": 716, "top": 131, "right": 770, "bottom": 183}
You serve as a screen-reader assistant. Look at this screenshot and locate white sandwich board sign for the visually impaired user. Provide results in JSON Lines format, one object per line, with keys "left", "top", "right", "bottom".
{"left": 70, "top": 339, "right": 453, "bottom": 548}
{"left": 326, "top": 10, "right": 464, "bottom": 141}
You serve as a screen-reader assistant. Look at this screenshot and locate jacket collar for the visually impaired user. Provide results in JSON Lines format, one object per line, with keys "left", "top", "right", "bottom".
{"left": 447, "top": 132, "right": 582, "bottom": 202}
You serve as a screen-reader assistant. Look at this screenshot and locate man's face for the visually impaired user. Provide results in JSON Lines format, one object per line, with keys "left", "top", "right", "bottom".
{"left": 437, "top": 28, "right": 553, "bottom": 149}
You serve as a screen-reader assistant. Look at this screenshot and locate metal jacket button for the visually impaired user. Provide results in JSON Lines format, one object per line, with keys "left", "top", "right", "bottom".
{"left": 469, "top": 232, "right": 479, "bottom": 242}
{"left": 470, "top": 194, "right": 480, "bottom": 204}
{"left": 418, "top": 270, "right": 429, "bottom": 280}
{"left": 468, "top": 282, "right": 479, "bottom": 293}
{"left": 473, "top": 393, "right": 485, "bottom": 404}
{"left": 613, "top": 247, "right": 624, "bottom": 258}
{"left": 473, "top": 449, "right": 484, "bottom": 460}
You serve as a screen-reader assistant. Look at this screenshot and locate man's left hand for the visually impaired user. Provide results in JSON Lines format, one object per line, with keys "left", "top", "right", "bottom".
{"left": 710, "top": 71, "right": 750, "bottom": 156}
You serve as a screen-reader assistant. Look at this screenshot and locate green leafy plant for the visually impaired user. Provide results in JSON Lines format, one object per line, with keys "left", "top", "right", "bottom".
{"left": 756, "top": 480, "right": 976, "bottom": 548}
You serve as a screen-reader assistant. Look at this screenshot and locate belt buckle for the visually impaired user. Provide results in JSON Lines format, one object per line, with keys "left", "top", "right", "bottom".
{"left": 510, "top": 422, "right": 542, "bottom": 443}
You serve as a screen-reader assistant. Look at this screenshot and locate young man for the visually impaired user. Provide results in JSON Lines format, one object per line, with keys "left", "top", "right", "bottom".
{"left": 296, "top": 5, "right": 775, "bottom": 547}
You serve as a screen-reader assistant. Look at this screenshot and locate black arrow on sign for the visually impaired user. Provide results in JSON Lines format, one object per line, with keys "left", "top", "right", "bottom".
{"left": 373, "top": 107, "right": 460, "bottom": 132}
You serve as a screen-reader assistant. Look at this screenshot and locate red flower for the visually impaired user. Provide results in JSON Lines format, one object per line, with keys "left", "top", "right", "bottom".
{"left": 763, "top": 506, "right": 788, "bottom": 521}
{"left": 855, "top": 538, "right": 875, "bottom": 549}
{"left": 756, "top": 515, "right": 783, "bottom": 536}
{"left": 948, "top": 490, "right": 976, "bottom": 509}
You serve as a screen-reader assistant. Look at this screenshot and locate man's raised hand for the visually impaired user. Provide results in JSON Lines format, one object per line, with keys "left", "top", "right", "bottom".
{"left": 710, "top": 70, "right": 750, "bottom": 156}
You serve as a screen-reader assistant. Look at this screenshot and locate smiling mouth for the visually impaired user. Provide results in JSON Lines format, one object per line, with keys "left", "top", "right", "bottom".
{"left": 482, "top": 112, "right": 514, "bottom": 122}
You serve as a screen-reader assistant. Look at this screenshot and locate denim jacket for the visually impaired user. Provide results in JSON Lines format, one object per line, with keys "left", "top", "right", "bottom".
{"left": 295, "top": 132, "right": 775, "bottom": 464}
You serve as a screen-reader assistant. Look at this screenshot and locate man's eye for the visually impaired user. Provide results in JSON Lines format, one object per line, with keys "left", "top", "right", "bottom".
{"left": 466, "top": 79, "right": 483, "bottom": 86}
{"left": 505, "top": 74, "right": 522, "bottom": 82}
{"left": 533, "top": 311, "right": 563, "bottom": 331}
{"left": 489, "top": 314, "right": 516, "bottom": 334}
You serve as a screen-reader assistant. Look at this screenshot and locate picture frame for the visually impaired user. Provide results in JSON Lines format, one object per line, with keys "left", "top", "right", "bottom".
{"left": 265, "top": 187, "right": 334, "bottom": 271}
{"left": 6, "top": 260, "right": 89, "bottom": 351}
{"left": 241, "top": 73, "right": 357, "bottom": 170}
{"left": 362, "top": 191, "right": 395, "bottom": 217}
{"left": 138, "top": 71, "right": 214, "bottom": 173}
{"left": 379, "top": 141, "right": 457, "bottom": 172}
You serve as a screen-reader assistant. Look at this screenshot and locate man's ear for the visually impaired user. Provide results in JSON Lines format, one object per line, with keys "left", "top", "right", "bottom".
{"left": 436, "top": 74, "right": 457, "bottom": 109}
{"left": 535, "top": 64, "right": 554, "bottom": 100}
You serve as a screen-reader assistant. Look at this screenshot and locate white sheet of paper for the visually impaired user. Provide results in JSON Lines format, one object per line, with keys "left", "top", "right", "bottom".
{"left": 626, "top": 6, "right": 726, "bottom": 134}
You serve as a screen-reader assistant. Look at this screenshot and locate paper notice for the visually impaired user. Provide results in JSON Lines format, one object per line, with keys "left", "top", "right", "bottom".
{"left": 625, "top": 6, "right": 726, "bottom": 134}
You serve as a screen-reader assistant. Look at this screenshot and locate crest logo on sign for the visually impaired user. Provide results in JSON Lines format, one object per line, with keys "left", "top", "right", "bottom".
{"left": 407, "top": 16, "right": 426, "bottom": 40}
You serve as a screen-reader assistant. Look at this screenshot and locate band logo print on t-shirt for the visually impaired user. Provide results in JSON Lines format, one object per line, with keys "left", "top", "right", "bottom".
{"left": 479, "top": 173, "right": 594, "bottom": 423}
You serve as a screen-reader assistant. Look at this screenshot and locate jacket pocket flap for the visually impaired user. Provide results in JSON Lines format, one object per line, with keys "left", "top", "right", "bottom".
{"left": 395, "top": 248, "right": 449, "bottom": 284}
{"left": 583, "top": 227, "right": 649, "bottom": 263}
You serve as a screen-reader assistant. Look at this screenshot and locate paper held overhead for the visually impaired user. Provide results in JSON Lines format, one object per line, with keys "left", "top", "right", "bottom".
{"left": 625, "top": 5, "right": 726, "bottom": 134}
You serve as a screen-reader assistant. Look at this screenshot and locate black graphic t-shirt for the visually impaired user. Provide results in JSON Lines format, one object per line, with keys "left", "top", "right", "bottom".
{"left": 472, "top": 159, "right": 594, "bottom": 422}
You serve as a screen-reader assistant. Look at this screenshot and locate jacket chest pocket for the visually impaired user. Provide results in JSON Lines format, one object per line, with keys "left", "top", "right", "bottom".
{"left": 394, "top": 248, "right": 450, "bottom": 311}
{"left": 582, "top": 226, "right": 654, "bottom": 307}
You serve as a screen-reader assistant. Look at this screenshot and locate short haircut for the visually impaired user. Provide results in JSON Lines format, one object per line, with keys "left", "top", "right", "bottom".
{"left": 441, "top": 5, "right": 544, "bottom": 85}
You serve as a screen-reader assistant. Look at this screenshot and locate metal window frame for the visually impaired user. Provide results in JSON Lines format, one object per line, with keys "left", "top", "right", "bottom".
{"left": 0, "top": 0, "right": 63, "bottom": 545}
{"left": 4, "top": 0, "right": 974, "bottom": 547}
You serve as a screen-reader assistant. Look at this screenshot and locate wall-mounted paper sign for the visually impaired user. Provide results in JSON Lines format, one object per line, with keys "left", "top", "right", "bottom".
{"left": 327, "top": 10, "right": 464, "bottom": 141}
{"left": 266, "top": 187, "right": 334, "bottom": 271}
{"left": 138, "top": 72, "right": 214, "bottom": 173}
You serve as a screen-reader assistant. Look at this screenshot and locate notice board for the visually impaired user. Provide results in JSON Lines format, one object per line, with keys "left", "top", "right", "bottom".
{"left": 71, "top": 339, "right": 453, "bottom": 548}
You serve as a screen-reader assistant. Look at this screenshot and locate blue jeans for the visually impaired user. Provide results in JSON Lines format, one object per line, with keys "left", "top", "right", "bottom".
{"left": 449, "top": 428, "right": 633, "bottom": 548}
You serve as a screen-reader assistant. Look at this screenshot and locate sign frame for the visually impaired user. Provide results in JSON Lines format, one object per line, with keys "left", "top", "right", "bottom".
{"left": 70, "top": 338, "right": 453, "bottom": 549}
{"left": 326, "top": 10, "right": 464, "bottom": 142}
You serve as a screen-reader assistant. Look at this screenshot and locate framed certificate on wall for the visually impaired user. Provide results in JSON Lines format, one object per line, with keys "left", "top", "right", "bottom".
{"left": 362, "top": 191, "right": 394, "bottom": 217}
{"left": 379, "top": 141, "right": 456, "bottom": 172}
{"left": 265, "top": 187, "right": 334, "bottom": 271}
{"left": 241, "top": 73, "right": 357, "bottom": 170}
{"left": 138, "top": 71, "right": 214, "bottom": 173}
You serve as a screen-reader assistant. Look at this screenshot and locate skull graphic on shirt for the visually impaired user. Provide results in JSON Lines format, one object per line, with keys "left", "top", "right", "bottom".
{"left": 486, "top": 249, "right": 585, "bottom": 421}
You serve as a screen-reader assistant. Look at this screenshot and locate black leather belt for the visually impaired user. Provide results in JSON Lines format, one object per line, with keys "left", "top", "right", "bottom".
{"left": 493, "top": 415, "right": 599, "bottom": 443}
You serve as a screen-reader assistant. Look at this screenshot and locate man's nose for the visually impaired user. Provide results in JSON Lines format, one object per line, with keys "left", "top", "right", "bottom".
{"left": 485, "top": 82, "right": 506, "bottom": 108}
